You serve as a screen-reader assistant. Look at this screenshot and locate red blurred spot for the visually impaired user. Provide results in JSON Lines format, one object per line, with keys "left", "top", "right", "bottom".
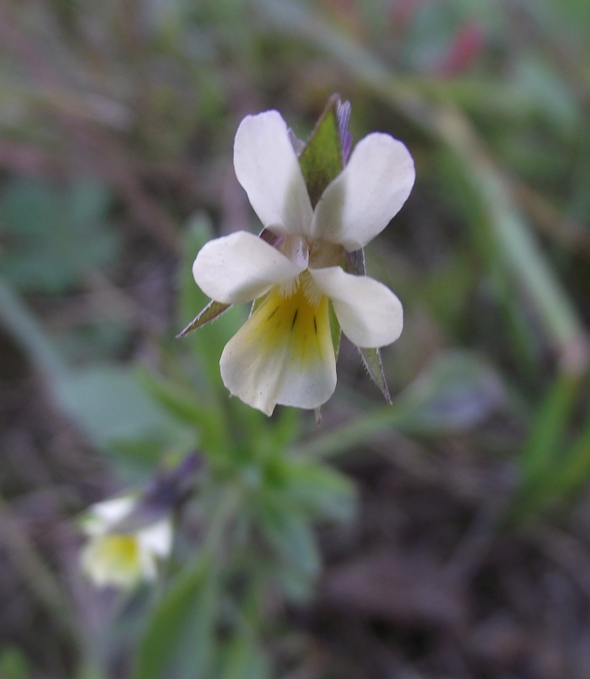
{"left": 437, "top": 21, "right": 485, "bottom": 77}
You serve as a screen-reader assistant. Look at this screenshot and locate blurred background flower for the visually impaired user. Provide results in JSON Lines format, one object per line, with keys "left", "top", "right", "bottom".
{"left": 80, "top": 495, "right": 173, "bottom": 589}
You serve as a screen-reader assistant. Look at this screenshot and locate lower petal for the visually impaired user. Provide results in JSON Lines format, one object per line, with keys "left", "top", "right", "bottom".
{"left": 310, "top": 267, "right": 403, "bottom": 348}
{"left": 220, "top": 276, "right": 337, "bottom": 415}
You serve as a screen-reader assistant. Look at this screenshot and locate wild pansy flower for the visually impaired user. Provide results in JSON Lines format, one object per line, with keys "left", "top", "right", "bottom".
{"left": 190, "top": 102, "right": 415, "bottom": 415}
{"left": 80, "top": 496, "right": 172, "bottom": 589}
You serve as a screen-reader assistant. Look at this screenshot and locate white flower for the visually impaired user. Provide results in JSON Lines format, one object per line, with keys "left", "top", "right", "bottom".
{"left": 193, "top": 110, "right": 415, "bottom": 415}
{"left": 80, "top": 496, "right": 173, "bottom": 589}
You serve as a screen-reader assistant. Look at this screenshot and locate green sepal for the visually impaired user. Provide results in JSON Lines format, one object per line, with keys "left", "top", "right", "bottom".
{"left": 329, "top": 301, "right": 341, "bottom": 360}
{"left": 359, "top": 347, "right": 392, "bottom": 404}
{"left": 345, "top": 248, "right": 392, "bottom": 404}
{"left": 298, "top": 94, "right": 344, "bottom": 208}
{"left": 176, "top": 299, "right": 231, "bottom": 338}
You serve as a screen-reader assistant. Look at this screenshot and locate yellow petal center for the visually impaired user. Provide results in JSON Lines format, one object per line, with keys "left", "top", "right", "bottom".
{"left": 253, "top": 270, "right": 331, "bottom": 365}
{"left": 82, "top": 533, "right": 142, "bottom": 587}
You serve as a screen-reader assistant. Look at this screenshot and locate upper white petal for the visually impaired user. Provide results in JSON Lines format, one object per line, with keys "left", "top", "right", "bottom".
{"left": 311, "top": 267, "right": 403, "bottom": 348}
{"left": 83, "top": 496, "right": 135, "bottom": 535}
{"left": 219, "top": 285, "right": 336, "bottom": 415}
{"left": 234, "top": 111, "right": 314, "bottom": 236}
{"left": 311, "top": 133, "right": 415, "bottom": 250}
{"left": 192, "top": 231, "right": 304, "bottom": 305}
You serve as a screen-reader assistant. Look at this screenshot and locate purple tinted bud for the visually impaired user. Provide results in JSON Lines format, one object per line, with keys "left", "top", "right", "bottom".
{"left": 341, "top": 131, "right": 352, "bottom": 164}
{"left": 336, "top": 99, "right": 352, "bottom": 163}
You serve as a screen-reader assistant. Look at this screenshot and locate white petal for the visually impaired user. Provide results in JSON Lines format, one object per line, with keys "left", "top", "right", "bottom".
{"left": 311, "top": 267, "right": 403, "bottom": 348}
{"left": 193, "top": 231, "right": 304, "bottom": 305}
{"left": 137, "top": 549, "right": 158, "bottom": 581}
{"left": 220, "top": 279, "right": 336, "bottom": 415}
{"left": 138, "top": 518, "right": 173, "bottom": 558}
{"left": 83, "top": 496, "right": 135, "bottom": 535}
{"left": 311, "top": 133, "right": 415, "bottom": 250}
{"left": 234, "top": 111, "right": 313, "bottom": 236}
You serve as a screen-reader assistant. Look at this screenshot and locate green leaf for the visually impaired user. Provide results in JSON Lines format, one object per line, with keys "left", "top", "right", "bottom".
{"left": 54, "top": 365, "right": 183, "bottom": 450}
{"left": 136, "top": 367, "right": 232, "bottom": 459}
{"left": 282, "top": 458, "right": 356, "bottom": 523}
{"left": 134, "top": 557, "right": 217, "bottom": 679}
{"left": 520, "top": 372, "right": 582, "bottom": 486}
{"left": 0, "top": 646, "right": 30, "bottom": 679}
{"left": 137, "top": 367, "right": 207, "bottom": 425}
{"left": 219, "top": 636, "right": 271, "bottom": 679}
{"left": 511, "top": 409, "right": 590, "bottom": 521}
{"left": 258, "top": 500, "right": 321, "bottom": 601}
{"left": 0, "top": 178, "right": 119, "bottom": 293}
{"left": 551, "top": 424, "right": 590, "bottom": 500}
{"left": 298, "top": 94, "right": 344, "bottom": 207}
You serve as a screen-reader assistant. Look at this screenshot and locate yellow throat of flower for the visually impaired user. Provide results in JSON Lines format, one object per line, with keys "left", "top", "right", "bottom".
{"left": 219, "top": 269, "right": 338, "bottom": 414}
{"left": 252, "top": 270, "right": 333, "bottom": 365}
{"left": 82, "top": 533, "right": 143, "bottom": 586}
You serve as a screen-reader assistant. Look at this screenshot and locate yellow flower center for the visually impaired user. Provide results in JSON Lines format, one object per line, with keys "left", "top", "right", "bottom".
{"left": 251, "top": 270, "right": 332, "bottom": 365}
{"left": 82, "top": 533, "right": 143, "bottom": 586}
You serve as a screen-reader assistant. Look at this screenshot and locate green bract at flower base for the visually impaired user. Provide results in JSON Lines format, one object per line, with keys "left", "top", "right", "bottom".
{"left": 183, "top": 95, "right": 415, "bottom": 416}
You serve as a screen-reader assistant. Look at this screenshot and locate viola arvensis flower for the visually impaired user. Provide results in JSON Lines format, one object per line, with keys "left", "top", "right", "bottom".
{"left": 80, "top": 496, "right": 172, "bottom": 589}
{"left": 191, "top": 104, "right": 415, "bottom": 415}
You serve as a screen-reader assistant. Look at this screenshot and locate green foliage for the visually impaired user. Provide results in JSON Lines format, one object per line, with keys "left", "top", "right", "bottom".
{"left": 134, "top": 556, "right": 218, "bottom": 679}
{"left": 56, "top": 366, "right": 185, "bottom": 449}
{"left": 219, "top": 635, "right": 271, "bottom": 679}
{"left": 0, "top": 179, "right": 119, "bottom": 293}
{"left": 0, "top": 646, "right": 30, "bottom": 679}
{"left": 509, "top": 374, "right": 590, "bottom": 521}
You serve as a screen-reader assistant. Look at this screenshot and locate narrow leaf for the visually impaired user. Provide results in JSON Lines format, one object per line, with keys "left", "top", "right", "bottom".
{"left": 520, "top": 372, "right": 582, "bottom": 486}
{"left": 134, "top": 557, "right": 217, "bottom": 679}
{"left": 176, "top": 299, "right": 231, "bottom": 338}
